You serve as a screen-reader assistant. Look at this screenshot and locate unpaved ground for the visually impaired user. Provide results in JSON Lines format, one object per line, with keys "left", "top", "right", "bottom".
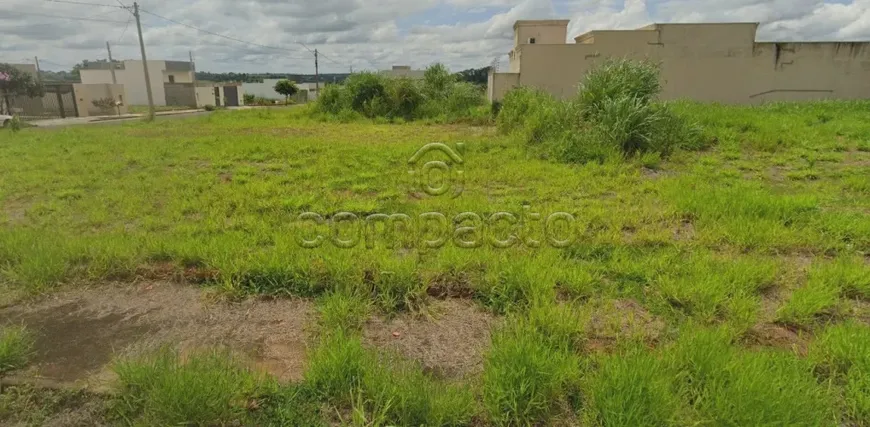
{"left": 0, "top": 282, "right": 500, "bottom": 392}
{"left": 0, "top": 282, "right": 314, "bottom": 389}
{"left": 363, "top": 299, "right": 498, "bottom": 379}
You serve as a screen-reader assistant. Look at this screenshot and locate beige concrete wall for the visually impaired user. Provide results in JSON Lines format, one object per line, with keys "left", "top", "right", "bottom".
{"left": 488, "top": 72, "right": 520, "bottom": 102}
{"left": 72, "top": 83, "right": 128, "bottom": 117}
{"left": 195, "top": 86, "right": 216, "bottom": 107}
{"left": 163, "top": 70, "right": 194, "bottom": 83}
{"left": 489, "top": 21, "right": 870, "bottom": 104}
{"left": 514, "top": 20, "right": 570, "bottom": 45}
{"left": 80, "top": 60, "right": 169, "bottom": 106}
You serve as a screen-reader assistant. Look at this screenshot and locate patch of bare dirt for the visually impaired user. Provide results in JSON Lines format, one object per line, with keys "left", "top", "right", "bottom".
{"left": 745, "top": 323, "right": 809, "bottom": 355}
{"left": 584, "top": 299, "right": 666, "bottom": 352}
{"left": 672, "top": 219, "right": 695, "bottom": 241}
{"left": 1, "top": 198, "right": 31, "bottom": 225}
{"left": 0, "top": 282, "right": 314, "bottom": 389}
{"left": 362, "top": 299, "right": 497, "bottom": 379}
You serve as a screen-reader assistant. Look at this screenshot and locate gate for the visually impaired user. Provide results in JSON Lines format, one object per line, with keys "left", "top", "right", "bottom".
{"left": 6, "top": 84, "right": 77, "bottom": 119}
{"left": 224, "top": 86, "right": 239, "bottom": 106}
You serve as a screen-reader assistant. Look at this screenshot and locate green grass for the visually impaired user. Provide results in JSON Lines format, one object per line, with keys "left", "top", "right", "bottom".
{"left": 811, "top": 322, "right": 870, "bottom": 425}
{"left": 2, "top": 100, "right": 870, "bottom": 425}
{"left": 111, "top": 347, "right": 273, "bottom": 425}
{"left": 306, "top": 331, "right": 475, "bottom": 426}
{"left": 0, "top": 326, "right": 34, "bottom": 374}
{"left": 127, "top": 105, "right": 197, "bottom": 114}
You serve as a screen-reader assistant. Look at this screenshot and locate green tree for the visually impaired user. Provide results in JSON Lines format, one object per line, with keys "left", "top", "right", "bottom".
{"left": 273, "top": 79, "right": 299, "bottom": 102}
{"left": 454, "top": 66, "right": 491, "bottom": 86}
{"left": 0, "top": 63, "right": 45, "bottom": 115}
{"left": 422, "top": 63, "right": 454, "bottom": 100}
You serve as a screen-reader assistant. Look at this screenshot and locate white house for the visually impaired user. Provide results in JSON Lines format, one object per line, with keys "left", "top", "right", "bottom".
{"left": 79, "top": 60, "right": 195, "bottom": 106}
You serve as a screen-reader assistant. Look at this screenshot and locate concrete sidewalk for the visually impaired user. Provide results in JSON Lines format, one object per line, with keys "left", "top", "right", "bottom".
{"left": 29, "top": 109, "right": 205, "bottom": 127}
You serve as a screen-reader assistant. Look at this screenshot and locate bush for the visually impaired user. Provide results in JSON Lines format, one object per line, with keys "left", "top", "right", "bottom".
{"left": 577, "top": 58, "right": 661, "bottom": 117}
{"left": 92, "top": 97, "right": 117, "bottom": 114}
{"left": 422, "top": 63, "right": 454, "bottom": 101}
{"left": 243, "top": 93, "right": 256, "bottom": 104}
{"left": 497, "top": 59, "right": 707, "bottom": 164}
{"left": 344, "top": 72, "right": 388, "bottom": 113}
{"left": 312, "top": 63, "right": 486, "bottom": 123}
{"left": 387, "top": 77, "right": 423, "bottom": 120}
{"left": 316, "top": 84, "right": 346, "bottom": 115}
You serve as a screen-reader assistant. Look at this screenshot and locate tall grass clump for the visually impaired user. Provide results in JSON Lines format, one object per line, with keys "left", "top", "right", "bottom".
{"left": 497, "top": 58, "right": 707, "bottom": 164}
{"left": 313, "top": 63, "right": 486, "bottom": 122}
{"left": 810, "top": 321, "right": 870, "bottom": 425}
{"left": 0, "top": 326, "right": 34, "bottom": 374}
{"left": 305, "top": 331, "right": 475, "bottom": 426}
{"left": 111, "top": 347, "right": 271, "bottom": 425}
{"left": 483, "top": 303, "right": 583, "bottom": 425}
{"left": 667, "top": 325, "right": 835, "bottom": 426}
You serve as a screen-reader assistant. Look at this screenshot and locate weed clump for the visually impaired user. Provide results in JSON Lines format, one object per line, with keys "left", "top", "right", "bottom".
{"left": 497, "top": 58, "right": 708, "bottom": 164}
{"left": 111, "top": 348, "right": 272, "bottom": 425}
{"left": 305, "top": 331, "right": 475, "bottom": 426}
{"left": 313, "top": 64, "right": 488, "bottom": 123}
{"left": 0, "top": 326, "right": 33, "bottom": 374}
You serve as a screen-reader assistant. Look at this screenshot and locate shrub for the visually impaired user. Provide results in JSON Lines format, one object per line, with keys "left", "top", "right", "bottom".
{"left": 316, "top": 84, "right": 346, "bottom": 115}
{"left": 387, "top": 77, "right": 423, "bottom": 120}
{"left": 422, "top": 63, "right": 454, "bottom": 101}
{"left": 577, "top": 58, "right": 661, "bottom": 117}
{"left": 312, "top": 63, "right": 486, "bottom": 122}
{"left": 243, "top": 93, "right": 256, "bottom": 104}
{"left": 92, "top": 97, "right": 117, "bottom": 114}
{"left": 445, "top": 81, "right": 484, "bottom": 115}
{"left": 344, "top": 72, "right": 387, "bottom": 112}
{"left": 497, "top": 59, "right": 706, "bottom": 164}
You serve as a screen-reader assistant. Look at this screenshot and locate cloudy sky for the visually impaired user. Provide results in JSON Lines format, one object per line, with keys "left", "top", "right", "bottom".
{"left": 1, "top": 0, "right": 868, "bottom": 74}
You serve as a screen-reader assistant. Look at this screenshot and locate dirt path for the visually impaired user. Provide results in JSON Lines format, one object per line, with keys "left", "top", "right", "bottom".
{"left": 0, "top": 282, "right": 314, "bottom": 390}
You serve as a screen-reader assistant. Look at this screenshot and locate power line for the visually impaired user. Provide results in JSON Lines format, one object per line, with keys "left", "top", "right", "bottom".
{"left": 0, "top": 10, "right": 129, "bottom": 23}
{"left": 42, "top": 0, "right": 127, "bottom": 8}
{"left": 117, "top": 16, "right": 133, "bottom": 42}
{"left": 138, "top": 8, "right": 311, "bottom": 58}
{"left": 317, "top": 50, "right": 342, "bottom": 65}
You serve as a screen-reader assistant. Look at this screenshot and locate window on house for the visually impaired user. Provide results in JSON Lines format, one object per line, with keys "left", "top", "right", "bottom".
{"left": 168, "top": 75, "right": 175, "bottom": 83}
{"left": 528, "top": 37, "right": 536, "bottom": 44}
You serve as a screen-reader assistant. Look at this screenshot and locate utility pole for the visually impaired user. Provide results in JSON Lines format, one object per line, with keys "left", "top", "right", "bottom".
{"left": 34, "top": 56, "right": 42, "bottom": 83}
{"left": 189, "top": 50, "right": 198, "bottom": 108}
{"left": 106, "top": 42, "right": 117, "bottom": 84}
{"left": 314, "top": 49, "right": 319, "bottom": 93}
{"left": 189, "top": 51, "right": 197, "bottom": 86}
{"left": 133, "top": 2, "right": 155, "bottom": 120}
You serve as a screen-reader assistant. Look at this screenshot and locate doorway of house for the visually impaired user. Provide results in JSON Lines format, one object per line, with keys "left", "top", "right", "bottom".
{"left": 224, "top": 86, "right": 239, "bottom": 107}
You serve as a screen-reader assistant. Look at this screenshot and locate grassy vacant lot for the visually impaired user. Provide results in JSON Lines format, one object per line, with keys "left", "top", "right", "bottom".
{"left": 0, "top": 102, "right": 869, "bottom": 425}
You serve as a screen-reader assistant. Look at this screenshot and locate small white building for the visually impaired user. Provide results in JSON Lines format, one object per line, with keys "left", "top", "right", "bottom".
{"left": 79, "top": 60, "right": 195, "bottom": 106}
{"left": 242, "top": 79, "right": 320, "bottom": 102}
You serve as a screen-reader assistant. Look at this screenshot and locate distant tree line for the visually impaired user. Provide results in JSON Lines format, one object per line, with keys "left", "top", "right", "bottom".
{"left": 33, "top": 59, "right": 492, "bottom": 87}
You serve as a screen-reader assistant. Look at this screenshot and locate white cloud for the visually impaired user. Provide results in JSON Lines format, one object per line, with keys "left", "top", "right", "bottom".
{"left": 0, "top": 0, "right": 868, "bottom": 74}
